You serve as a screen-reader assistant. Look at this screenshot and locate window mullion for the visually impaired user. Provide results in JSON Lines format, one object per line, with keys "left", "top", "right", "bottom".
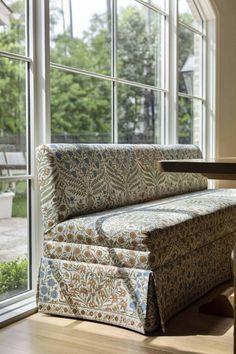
{"left": 205, "top": 19, "right": 216, "bottom": 159}
{"left": 199, "top": 30, "right": 205, "bottom": 154}
{"left": 30, "top": 0, "right": 50, "bottom": 292}
{"left": 112, "top": 0, "right": 118, "bottom": 144}
{"left": 167, "top": 0, "right": 178, "bottom": 144}
{"left": 34, "top": 0, "right": 50, "bottom": 146}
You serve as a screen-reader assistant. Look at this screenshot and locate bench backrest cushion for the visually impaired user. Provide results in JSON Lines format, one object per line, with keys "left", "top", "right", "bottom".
{"left": 36, "top": 144, "right": 207, "bottom": 232}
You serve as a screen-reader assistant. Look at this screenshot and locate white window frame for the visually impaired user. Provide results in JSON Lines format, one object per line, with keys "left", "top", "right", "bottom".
{"left": 0, "top": 0, "right": 36, "bottom": 325}
{"left": 0, "top": 0, "right": 217, "bottom": 324}
{"left": 50, "top": 0, "right": 168, "bottom": 145}
{"left": 167, "top": 0, "right": 217, "bottom": 160}
{"left": 0, "top": 0, "right": 51, "bottom": 326}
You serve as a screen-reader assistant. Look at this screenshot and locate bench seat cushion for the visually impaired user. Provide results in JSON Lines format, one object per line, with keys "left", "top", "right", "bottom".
{"left": 44, "top": 188, "right": 236, "bottom": 270}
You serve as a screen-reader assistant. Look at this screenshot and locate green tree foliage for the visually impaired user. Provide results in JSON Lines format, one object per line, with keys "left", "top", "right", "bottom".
{"left": 178, "top": 14, "right": 195, "bottom": 144}
{"left": 51, "top": 68, "right": 111, "bottom": 142}
{"left": 178, "top": 96, "right": 193, "bottom": 144}
{"left": 0, "top": 257, "right": 27, "bottom": 298}
{"left": 0, "top": 0, "right": 26, "bottom": 139}
{"left": 0, "top": 58, "right": 25, "bottom": 137}
{"left": 50, "top": 10, "right": 112, "bottom": 142}
{"left": 0, "top": 0, "right": 194, "bottom": 145}
{"left": 117, "top": 6, "right": 156, "bottom": 84}
{"left": 117, "top": 6, "right": 159, "bottom": 143}
{"left": 50, "top": 3, "right": 163, "bottom": 143}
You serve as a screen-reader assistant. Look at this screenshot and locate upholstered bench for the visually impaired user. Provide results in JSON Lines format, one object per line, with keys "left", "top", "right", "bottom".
{"left": 36, "top": 144, "right": 236, "bottom": 333}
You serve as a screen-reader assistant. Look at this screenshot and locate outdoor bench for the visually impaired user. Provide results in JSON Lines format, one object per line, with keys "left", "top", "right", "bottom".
{"left": 36, "top": 143, "right": 236, "bottom": 333}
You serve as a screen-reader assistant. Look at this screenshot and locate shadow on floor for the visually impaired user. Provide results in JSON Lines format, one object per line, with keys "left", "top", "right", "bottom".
{"left": 147, "top": 281, "right": 234, "bottom": 338}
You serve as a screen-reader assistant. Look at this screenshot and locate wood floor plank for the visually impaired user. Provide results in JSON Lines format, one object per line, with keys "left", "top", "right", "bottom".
{"left": 0, "top": 282, "right": 234, "bottom": 354}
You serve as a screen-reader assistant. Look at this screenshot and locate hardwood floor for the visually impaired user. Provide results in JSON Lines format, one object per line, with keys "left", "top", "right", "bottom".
{"left": 0, "top": 282, "right": 234, "bottom": 354}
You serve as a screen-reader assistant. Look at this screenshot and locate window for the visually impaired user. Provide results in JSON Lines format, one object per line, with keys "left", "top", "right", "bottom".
{"left": 0, "top": 0, "right": 33, "bottom": 305}
{"left": 178, "top": 0, "right": 205, "bottom": 146}
{"left": 50, "top": 0, "right": 166, "bottom": 144}
{"left": 49, "top": 0, "right": 209, "bottom": 150}
{"left": 0, "top": 0, "right": 216, "bottom": 317}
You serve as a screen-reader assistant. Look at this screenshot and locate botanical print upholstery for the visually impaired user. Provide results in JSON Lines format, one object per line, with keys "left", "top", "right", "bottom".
{"left": 38, "top": 259, "right": 160, "bottom": 333}
{"left": 39, "top": 188, "right": 236, "bottom": 331}
{"left": 36, "top": 144, "right": 207, "bottom": 233}
{"left": 45, "top": 189, "right": 236, "bottom": 258}
{"left": 36, "top": 144, "right": 236, "bottom": 334}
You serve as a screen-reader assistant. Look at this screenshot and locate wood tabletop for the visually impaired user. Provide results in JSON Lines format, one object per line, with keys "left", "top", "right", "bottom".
{"left": 157, "top": 157, "right": 236, "bottom": 180}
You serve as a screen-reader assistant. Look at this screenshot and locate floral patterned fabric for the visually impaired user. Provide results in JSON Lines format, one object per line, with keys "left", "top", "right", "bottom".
{"left": 36, "top": 144, "right": 236, "bottom": 333}
{"left": 44, "top": 189, "right": 236, "bottom": 262}
{"left": 153, "top": 234, "right": 233, "bottom": 328}
{"left": 36, "top": 144, "right": 207, "bottom": 233}
{"left": 38, "top": 259, "right": 160, "bottom": 333}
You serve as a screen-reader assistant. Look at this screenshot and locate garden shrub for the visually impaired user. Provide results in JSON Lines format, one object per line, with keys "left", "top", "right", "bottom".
{"left": 0, "top": 258, "right": 28, "bottom": 295}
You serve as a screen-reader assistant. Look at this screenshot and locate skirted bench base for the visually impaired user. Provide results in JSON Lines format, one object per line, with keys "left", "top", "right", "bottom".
{"left": 37, "top": 188, "right": 236, "bottom": 333}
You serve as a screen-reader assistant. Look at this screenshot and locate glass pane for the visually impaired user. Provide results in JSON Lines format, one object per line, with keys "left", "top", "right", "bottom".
{"left": 50, "top": 0, "right": 111, "bottom": 75}
{"left": 178, "top": 25, "right": 202, "bottom": 96}
{"left": 142, "top": 0, "right": 167, "bottom": 12}
{"left": 178, "top": 0, "right": 203, "bottom": 32}
{"left": 51, "top": 69, "right": 111, "bottom": 143}
{"left": 0, "top": 180, "right": 28, "bottom": 301}
{"left": 178, "top": 96, "right": 202, "bottom": 146}
{"left": 118, "top": 83, "right": 162, "bottom": 144}
{"left": 0, "top": 58, "right": 27, "bottom": 176}
{"left": 117, "top": 0, "right": 164, "bottom": 88}
{"left": 0, "top": 0, "right": 26, "bottom": 55}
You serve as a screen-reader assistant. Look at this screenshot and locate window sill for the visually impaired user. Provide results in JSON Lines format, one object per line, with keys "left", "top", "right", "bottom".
{"left": 0, "top": 295, "right": 37, "bottom": 329}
